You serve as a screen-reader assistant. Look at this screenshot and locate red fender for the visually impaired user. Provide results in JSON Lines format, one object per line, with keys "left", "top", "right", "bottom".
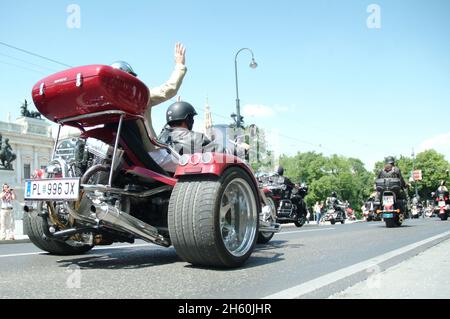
{"left": 175, "top": 153, "right": 260, "bottom": 197}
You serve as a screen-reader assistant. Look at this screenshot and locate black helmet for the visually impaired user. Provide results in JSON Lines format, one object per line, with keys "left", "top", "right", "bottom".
{"left": 331, "top": 191, "right": 337, "bottom": 197}
{"left": 110, "top": 61, "right": 137, "bottom": 77}
{"left": 385, "top": 156, "right": 395, "bottom": 165}
{"left": 166, "top": 101, "right": 198, "bottom": 128}
{"left": 276, "top": 166, "right": 284, "bottom": 176}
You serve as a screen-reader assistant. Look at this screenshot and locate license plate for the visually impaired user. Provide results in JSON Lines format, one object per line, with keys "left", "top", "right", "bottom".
{"left": 383, "top": 213, "right": 394, "bottom": 219}
{"left": 383, "top": 196, "right": 394, "bottom": 206}
{"left": 25, "top": 178, "right": 80, "bottom": 201}
{"left": 439, "top": 201, "right": 445, "bottom": 207}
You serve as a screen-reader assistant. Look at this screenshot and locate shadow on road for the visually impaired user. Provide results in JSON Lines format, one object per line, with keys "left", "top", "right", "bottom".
{"left": 56, "top": 248, "right": 180, "bottom": 270}
{"left": 256, "top": 240, "right": 304, "bottom": 250}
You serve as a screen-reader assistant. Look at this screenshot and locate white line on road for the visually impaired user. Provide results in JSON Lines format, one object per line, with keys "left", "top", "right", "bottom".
{"left": 0, "top": 252, "right": 43, "bottom": 259}
{"left": 0, "top": 243, "right": 158, "bottom": 259}
{"left": 264, "top": 230, "right": 450, "bottom": 299}
{"left": 277, "top": 228, "right": 335, "bottom": 235}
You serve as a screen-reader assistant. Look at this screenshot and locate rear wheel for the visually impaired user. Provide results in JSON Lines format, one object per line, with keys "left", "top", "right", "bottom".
{"left": 440, "top": 213, "right": 448, "bottom": 221}
{"left": 330, "top": 220, "right": 336, "bottom": 225}
{"left": 23, "top": 202, "right": 93, "bottom": 255}
{"left": 168, "top": 167, "right": 259, "bottom": 268}
{"left": 385, "top": 215, "right": 402, "bottom": 228}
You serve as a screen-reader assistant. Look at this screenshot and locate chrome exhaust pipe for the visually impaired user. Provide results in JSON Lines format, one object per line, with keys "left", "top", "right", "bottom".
{"left": 259, "top": 220, "right": 281, "bottom": 233}
{"left": 90, "top": 202, "right": 170, "bottom": 247}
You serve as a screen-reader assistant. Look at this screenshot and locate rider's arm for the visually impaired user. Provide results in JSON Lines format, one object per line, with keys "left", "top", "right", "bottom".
{"left": 147, "top": 43, "right": 187, "bottom": 108}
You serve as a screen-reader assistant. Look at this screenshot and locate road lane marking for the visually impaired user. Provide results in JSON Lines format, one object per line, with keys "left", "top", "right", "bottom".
{"left": 264, "top": 230, "right": 450, "bottom": 299}
{"left": 0, "top": 252, "right": 42, "bottom": 258}
{"left": 277, "top": 228, "right": 335, "bottom": 235}
{"left": 0, "top": 243, "right": 159, "bottom": 259}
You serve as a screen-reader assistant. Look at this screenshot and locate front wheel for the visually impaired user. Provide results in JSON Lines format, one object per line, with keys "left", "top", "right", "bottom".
{"left": 257, "top": 196, "right": 276, "bottom": 244}
{"left": 168, "top": 167, "right": 259, "bottom": 268}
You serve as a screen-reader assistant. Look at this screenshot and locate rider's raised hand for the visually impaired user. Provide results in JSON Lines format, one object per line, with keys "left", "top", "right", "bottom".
{"left": 175, "top": 42, "right": 186, "bottom": 65}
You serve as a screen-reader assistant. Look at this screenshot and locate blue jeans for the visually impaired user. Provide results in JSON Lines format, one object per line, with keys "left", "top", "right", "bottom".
{"left": 316, "top": 212, "right": 321, "bottom": 224}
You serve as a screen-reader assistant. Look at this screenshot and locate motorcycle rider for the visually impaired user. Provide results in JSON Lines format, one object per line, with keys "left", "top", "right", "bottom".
{"left": 158, "top": 101, "right": 223, "bottom": 155}
{"left": 274, "top": 166, "right": 308, "bottom": 220}
{"left": 437, "top": 180, "right": 448, "bottom": 194}
{"left": 326, "top": 192, "right": 346, "bottom": 219}
{"left": 375, "top": 156, "right": 408, "bottom": 212}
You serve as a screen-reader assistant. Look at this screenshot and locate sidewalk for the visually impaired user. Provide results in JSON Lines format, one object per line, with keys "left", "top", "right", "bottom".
{"left": 0, "top": 220, "right": 30, "bottom": 244}
{"left": 331, "top": 237, "right": 450, "bottom": 299}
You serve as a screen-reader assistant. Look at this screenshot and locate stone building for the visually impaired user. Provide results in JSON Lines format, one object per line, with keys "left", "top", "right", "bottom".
{"left": 0, "top": 115, "right": 54, "bottom": 220}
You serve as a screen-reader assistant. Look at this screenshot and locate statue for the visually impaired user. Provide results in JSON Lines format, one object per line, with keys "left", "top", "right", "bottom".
{"left": 0, "top": 134, "right": 17, "bottom": 170}
{"left": 20, "top": 99, "right": 42, "bottom": 119}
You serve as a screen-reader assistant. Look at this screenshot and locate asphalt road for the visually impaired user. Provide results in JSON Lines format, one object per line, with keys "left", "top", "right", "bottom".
{"left": 1, "top": 218, "right": 449, "bottom": 299}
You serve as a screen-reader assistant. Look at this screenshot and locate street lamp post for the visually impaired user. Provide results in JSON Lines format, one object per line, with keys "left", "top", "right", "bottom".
{"left": 233, "top": 48, "right": 258, "bottom": 129}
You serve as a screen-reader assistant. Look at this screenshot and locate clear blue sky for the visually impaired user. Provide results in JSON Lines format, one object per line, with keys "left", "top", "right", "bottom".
{"left": 1, "top": 0, "right": 449, "bottom": 169}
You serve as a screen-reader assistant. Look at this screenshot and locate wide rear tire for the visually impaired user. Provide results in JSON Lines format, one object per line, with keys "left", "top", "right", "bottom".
{"left": 168, "top": 167, "right": 259, "bottom": 268}
{"left": 440, "top": 214, "right": 448, "bottom": 221}
{"left": 23, "top": 203, "right": 93, "bottom": 255}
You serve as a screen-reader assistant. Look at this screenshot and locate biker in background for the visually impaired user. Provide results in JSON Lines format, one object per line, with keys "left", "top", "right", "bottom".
{"left": 377, "top": 156, "right": 407, "bottom": 187}
{"left": 326, "top": 192, "right": 344, "bottom": 208}
{"left": 325, "top": 191, "right": 347, "bottom": 219}
{"left": 274, "top": 166, "right": 308, "bottom": 214}
{"left": 437, "top": 180, "right": 448, "bottom": 194}
{"left": 274, "top": 166, "right": 295, "bottom": 197}
{"left": 376, "top": 156, "right": 408, "bottom": 211}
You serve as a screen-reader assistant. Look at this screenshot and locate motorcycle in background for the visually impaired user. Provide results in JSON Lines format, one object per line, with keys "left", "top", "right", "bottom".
{"left": 259, "top": 174, "right": 309, "bottom": 228}
{"left": 410, "top": 196, "right": 423, "bottom": 219}
{"left": 323, "top": 199, "right": 347, "bottom": 225}
{"left": 375, "top": 178, "right": 405, "bottom": 228}
{"left": 434, "top": 190, "right": 450, "bottom": 221}
{"left": 363, "top": 198, "right": 381, "bottom": 222}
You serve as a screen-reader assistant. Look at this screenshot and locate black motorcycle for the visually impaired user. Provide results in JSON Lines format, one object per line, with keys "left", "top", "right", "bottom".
{"left": 260, "top": 174, "right": 308, "bottom": 228}
{"left": 375, "top": 178, "right": 405, "bottom": 228}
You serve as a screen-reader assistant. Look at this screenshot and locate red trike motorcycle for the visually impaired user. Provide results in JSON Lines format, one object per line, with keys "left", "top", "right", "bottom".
{"left": 23, "top": 65, "right": 279, "bottom": 268}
